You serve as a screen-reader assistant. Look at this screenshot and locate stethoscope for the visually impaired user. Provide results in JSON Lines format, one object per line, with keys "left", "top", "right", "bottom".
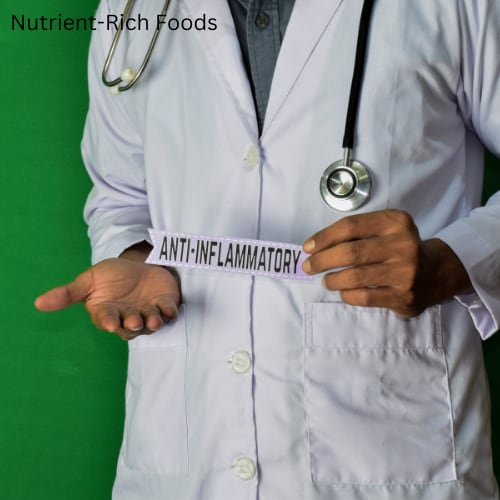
{"left": 101, "top": 0, "right": 376, "bottom": 212}
{"left": 320, "top": 0, "right": 375, "bottom": 211}
{"left": 102, "top": 0, "right": 172, "bottom": 95}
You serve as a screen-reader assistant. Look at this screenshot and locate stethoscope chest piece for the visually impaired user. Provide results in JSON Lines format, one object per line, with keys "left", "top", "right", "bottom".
{"left": 319, "top": 0, "right": 376, "bottom": 212}
{"left": 320, "top": 153, "right": 371, "bottom": 212}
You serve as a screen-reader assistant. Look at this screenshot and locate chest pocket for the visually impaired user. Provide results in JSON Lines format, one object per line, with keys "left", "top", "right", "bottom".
{"left": 304, "top": 302, "right": 456, "bottom": 486}
{"left": 119, "top": 305, "right": 188, "bottom": 475}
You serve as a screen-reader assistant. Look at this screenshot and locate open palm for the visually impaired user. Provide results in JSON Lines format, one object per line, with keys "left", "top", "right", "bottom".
{"left": 35, "top": 258, "right": 181, "bottom": 340}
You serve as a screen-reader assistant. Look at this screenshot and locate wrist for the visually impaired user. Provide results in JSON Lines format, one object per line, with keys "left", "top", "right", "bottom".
{"left": 119, "top": 241, "right": 153, "bottom": 262}
{"left": 423, "top": 238, "right": 473, "bottom": 303}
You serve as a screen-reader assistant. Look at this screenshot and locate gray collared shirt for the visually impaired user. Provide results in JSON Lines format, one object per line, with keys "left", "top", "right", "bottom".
{"left": 227, "top": 0, "right": 296, "bottom": 132}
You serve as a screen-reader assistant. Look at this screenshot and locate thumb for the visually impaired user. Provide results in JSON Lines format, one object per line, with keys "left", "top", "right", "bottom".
{"left": 34, "top": 270, "right": 93, "bottom": 312}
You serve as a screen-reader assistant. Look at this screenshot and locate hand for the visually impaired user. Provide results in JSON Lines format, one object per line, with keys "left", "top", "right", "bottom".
{"left": 35, "top": 257, "right": 181, "bottom": 340}
{"left": 302, "top": 210, "right": 472, "bottom": 317}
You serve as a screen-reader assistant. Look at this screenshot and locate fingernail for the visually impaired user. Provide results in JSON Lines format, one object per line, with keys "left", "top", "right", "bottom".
{"left": 303, "top": 259, "right": 311, "bottom": 273}
{"left": 303, "top": 239, "right": 315, "bottom": 253}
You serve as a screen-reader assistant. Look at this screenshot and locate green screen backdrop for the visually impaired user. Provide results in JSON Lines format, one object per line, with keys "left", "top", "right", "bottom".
{"left": 1, "top": 1, "right": 499, "bottom": 499}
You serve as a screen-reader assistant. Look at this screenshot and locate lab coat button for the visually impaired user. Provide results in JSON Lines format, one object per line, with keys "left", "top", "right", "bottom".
{"left": 231, "top": 351, "right": 252, "bottom": 374}
{"left": 234, "top": 457, "right": 257, "bottom": 480}
{"left": 245, "top": 145, "right": 260, "bottom": 168}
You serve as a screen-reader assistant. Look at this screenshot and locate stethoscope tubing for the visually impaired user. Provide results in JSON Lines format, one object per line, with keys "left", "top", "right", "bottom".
{"left": 320, "top": 0, "right": 376, "bottom": 212}
{"left": 342, "top": 0, "right": 376, "bottom": 150}
{"left": 102, "top": 0, "right": 172, "bottom": 93}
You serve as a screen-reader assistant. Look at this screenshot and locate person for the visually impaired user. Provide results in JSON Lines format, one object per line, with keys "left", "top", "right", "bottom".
{"left": 35, "top": 0, "right": 500, "bottom": 499}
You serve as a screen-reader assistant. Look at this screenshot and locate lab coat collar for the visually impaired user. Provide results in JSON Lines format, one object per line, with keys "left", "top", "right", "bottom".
{"left": 263, "top": 0, "right": 345, "bottom": 136}
{"left": 180, "top": 0, "right": 259, "bottom": 137}
{"left": 181, "top": 0, "right": 345, "bottom": 139}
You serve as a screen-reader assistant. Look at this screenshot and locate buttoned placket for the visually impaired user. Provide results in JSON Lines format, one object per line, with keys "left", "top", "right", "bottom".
{"left": 246, "top": 0, "right": 281, "bottom": 132}
{"left": 228, "top": 349, "right": 258, "bottom": 484}
{"left": 220, "top": 1, "right": 296, "bottom": 496}
{"left": 228, "top": 0, "right": 295, "bottom": 133}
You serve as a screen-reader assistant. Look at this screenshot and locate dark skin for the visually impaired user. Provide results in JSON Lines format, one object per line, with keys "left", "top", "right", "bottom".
{"left": 35, "top": 210, "right": 472, "bottom": 338}
{"left": 302, "top": 210, "right": 472, "bottom": 317}
{"left": 35, "top": 242, "right": 180, "bottom": 341}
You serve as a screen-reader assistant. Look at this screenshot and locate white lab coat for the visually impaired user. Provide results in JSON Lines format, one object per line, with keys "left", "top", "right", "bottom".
{"left": 82, "top": 0, "right": 500, "bottom": 498}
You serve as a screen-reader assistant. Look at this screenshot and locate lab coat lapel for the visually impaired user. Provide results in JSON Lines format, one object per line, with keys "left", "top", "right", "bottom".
{"left": 263, "top": 0, "right": 345, "bottom": 136}
{"left": 180, "top": 0, "right": 258, "bottom": 137}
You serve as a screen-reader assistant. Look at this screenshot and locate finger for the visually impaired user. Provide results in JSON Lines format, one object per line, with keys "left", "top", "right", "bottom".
{"left": 340, "top": 287, "right": 398, "bottom": 309}
{"left": 122, "top": 309, "right": 144, "bottom": 333}
{"left": 141, "top": 306, "right": 164, "bottom": 332}
{"left": 92, "top": 305, "right": 122, "bottom": 333}
{"left": 156, "top": 296, "right": 179, "bottom": 320}
{"left": 115, "top": 328, "right": 141, "bottom": 342}
{"left": 322, "top": 263, "right": 398, "bottom": 290}
{"left": 339, "top": 287, "right": 422, "bottom": 317}
{"left": 304, "top": 236, "right": 392, "bottom": 274}
{"left": 117, "top": 324, "right": 157, "bottom": 341}
{"left": 34, "top": 271, "right": 93, "bottom": 312}
{"left": 304, "top": 210, "right": 416, "bottom": 254}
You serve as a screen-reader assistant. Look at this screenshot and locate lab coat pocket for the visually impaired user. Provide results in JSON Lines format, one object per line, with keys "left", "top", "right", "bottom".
{"left": 304, "top": 302, "right": 456, "bottom": 486}
{"left": 120, "top": 305, "right": 188, "bottom": 475}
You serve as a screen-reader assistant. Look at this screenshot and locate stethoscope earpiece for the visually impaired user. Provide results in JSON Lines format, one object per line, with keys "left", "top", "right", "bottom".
{"left": 101, "top": 0, "right": 172, "bottom": 94}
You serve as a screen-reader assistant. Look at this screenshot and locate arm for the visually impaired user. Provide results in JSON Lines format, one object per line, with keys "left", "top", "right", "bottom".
{"left": 304, "top": 2, "right": 500, "bottom": 336}
{"left": 35, "top": 2, "right": 181, "bottom": 340}
{"left": 430, "top": 1, "right": 500, "bottom": 337}
{"left": 82, "top": 0, "right": 152, "bottom": 264}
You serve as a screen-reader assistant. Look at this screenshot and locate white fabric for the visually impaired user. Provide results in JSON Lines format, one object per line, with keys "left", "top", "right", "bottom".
{"left": 82, "top": 0, "right": 500, "bottom": 498}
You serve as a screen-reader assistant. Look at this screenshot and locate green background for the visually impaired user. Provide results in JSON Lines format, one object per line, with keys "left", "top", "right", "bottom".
{"left": 1, "top": 1, "right": 499, "bottom": 498}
